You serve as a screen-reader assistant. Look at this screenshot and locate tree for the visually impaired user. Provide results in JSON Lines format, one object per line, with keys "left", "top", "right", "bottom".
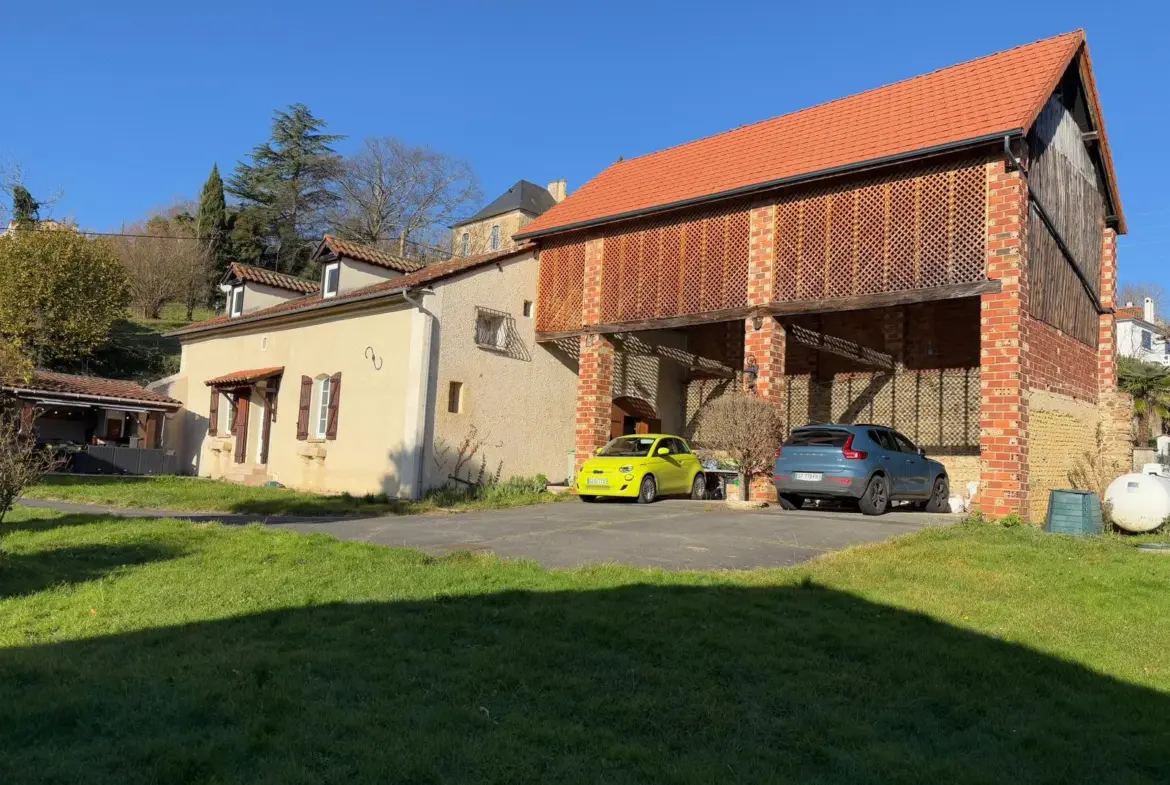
{"left": 196, "top": 164, "right": 231, "bottom": 296}
{"left": 227, "top": 104, "right": 344, "bottom": 274}
{"left": 694, "top": 391, "right": 784, "bottom": 501}
{"left": 0, "top": 409, "right": 61, "bottom": 527}
{"left": 0, "top": 230, "right": 129, "bottom": 366}
{"left": 11, "top": 185, "right": 40, "bottom": 225}
{"left": 1118, "top": 356, "right": 1170, "bottom": 445}
{"left": 330, "top": 137, "right": 481, "bottom": 257}
{"left": 112, "top": 208, "right": 210, "bottom": 319}
{"left": 1118, "top": 282, "right": 1166, "bottom": 318}
{"left": 0, "top": 158, "right": 61, "bottom": 225}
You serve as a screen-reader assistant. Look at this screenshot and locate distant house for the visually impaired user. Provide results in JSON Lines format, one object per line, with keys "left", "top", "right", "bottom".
{"left": 1115, "top": 298, "right": 1169, "bottom": 366}
{"left": 153, "top": 180, "right": 579, "bottom": 497}
{"left": 452, "top": 179, "right": 566, "bottom": 257}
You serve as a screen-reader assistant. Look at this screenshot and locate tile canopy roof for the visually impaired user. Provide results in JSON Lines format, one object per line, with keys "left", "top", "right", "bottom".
{"left": 318, "top": 235, "right": 425, "bottom": 273}
{"left": 169, "top": 242, "right": 536, "bottom": 338}
{"left": 517, "top": 30, "right": 1122, "bottom": 239}
{"left": 205, "top": 366, "right": 285, "bottom": 388}
{"left": 2, "top": 370, "right": 180, "bottom": 407}
{"left": 226, "top": 263, "right": 319, "bottom": 294}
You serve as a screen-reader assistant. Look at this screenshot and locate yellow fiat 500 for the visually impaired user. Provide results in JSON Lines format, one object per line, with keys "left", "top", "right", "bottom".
{"left": 576, "top": 434, "right": 705, "bottom": 504}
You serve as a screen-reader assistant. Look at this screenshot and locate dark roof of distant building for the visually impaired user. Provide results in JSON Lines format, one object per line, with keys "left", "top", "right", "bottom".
{"left": 456, "top": 180, "right": 557, "bottom": 227}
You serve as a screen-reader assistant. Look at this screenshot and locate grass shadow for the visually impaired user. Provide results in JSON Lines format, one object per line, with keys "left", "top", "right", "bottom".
{"left": 1, "top": 582, "right": 1167, "bottom": 783}
{"left": 0, "top": 542, "right": 182, "bottom": 598}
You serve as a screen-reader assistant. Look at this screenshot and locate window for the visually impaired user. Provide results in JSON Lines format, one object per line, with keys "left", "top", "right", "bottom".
{"left": 475, "top": 309, "right": 507, "bottom": 350}
{"left": 460, "top": 232, "right": 470, "bottom": 257}
{"left": 786, "top": 428, "right": 849, "bottom": 447}
{"left": 315, "top": 376, "right": 331, "bottom": 438}
{"left": 869, "top": 429, "right": 897, "bottom": 451}
{"left": 1142, "top": 330, "right": 1153, "bottom": 350}
{"left": 224, "top": 393, "right": 237, "bottom": 431}
{"left": 447, "top": 381, "right": 463, "bottom": 414}
{"left": 599, "top": 436, "right": 656, "bottom": 457}
{"left": 229, "top": 285, "right": 244, "bottom": 317}
{"left": 892, "top": 432, "right": 919, "bottom": 454}
{"left": 489, "top": 224, "right": 500, "bottom": 251}
{"left": 323, "top": 262, "right": 341, "bottom": 298}
{"left": 522, "top": 300, "right": 534, "bottom": 318}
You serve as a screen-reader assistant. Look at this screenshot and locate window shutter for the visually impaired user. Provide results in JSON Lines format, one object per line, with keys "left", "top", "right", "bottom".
{"left": 296, "top": 376, "right": 312, "bottom": 441}
{"left": 208, "top": 389, "right": 219, "bottom": 436}
{"left": 325, "top": 372, "right": 342, "bottom": 440}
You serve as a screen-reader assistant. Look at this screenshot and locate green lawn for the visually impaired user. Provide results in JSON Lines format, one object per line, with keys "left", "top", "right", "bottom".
{"left": 2, "top": 509, "right": 1168, "bottom": 784}
{"left": 23, "top": 474, "right": 561, "bottom": 516}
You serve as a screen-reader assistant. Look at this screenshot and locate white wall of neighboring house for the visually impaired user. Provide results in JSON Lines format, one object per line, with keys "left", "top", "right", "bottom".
{"left": 1117, "top": 297, "right": 1170, "bottom": 366}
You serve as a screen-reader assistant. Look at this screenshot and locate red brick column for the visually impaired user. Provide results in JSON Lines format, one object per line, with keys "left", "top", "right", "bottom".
{"left": 574, "top": 237, "right": 612, "bottom": 473}
{"left": 1098, "top": 228, "right": 1119, "bottom": 394}
{"left": 978, "top": 161, "right": 1030, "bottom": 518}
{"left": 744, "top": 203, "right": 783, "bottom": 500}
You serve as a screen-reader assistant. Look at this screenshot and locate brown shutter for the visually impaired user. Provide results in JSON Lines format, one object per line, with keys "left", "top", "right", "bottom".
{"left": 325, "top": 372, "right": 342, "bottom": 440}
{"left": 296, "top": 376, "right": 312, "bottom": 441}
{"left": 208, "top": 389, "right": 219, "bottom": 436}
{"left": 233, "top": 394, "right": 250, "bottom": 464}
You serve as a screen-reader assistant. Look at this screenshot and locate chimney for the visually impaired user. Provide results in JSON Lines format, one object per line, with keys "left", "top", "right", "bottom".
{"left": 546, "top": 179, "right": 567, "bottom": 203}
{"left": 1145, "top": 296, "right": 1156, "bottom": 323}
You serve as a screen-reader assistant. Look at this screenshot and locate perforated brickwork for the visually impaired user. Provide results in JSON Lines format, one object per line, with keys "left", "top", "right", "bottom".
{"left": 597, "top": 206, "right": 750, "bottom": 324}
{"left": 535, "top": 239, "right": 587, "bottom": 333}
{"left": 773, "top": 163, "right": 987, "bottom": 302}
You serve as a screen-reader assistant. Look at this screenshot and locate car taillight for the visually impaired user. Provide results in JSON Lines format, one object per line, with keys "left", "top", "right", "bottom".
{"left": 776, "top": 445, "right": 783, "bottom": 458}
{"left": 842, "top": 434, "right": 867, "bottom": 460}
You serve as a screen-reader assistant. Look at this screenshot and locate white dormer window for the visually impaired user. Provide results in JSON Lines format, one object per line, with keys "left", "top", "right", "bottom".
{"left": 323, "top": 262, "right": 340, "bottom": 299}
{"left": 489, "top": 224, "right": 500, "bottom": 251}
{"left": 229, "top": 285, "right": 244, "bottom": 317}
{"left": 460, "top": 232, "right": 470, "bottom": 257}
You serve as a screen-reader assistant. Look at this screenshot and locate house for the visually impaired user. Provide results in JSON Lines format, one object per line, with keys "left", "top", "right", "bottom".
{"left": 452, "top": 180, "right": 566, "bottom": 257}
{"left": 156, "top": 183, "right": 580, "bottom": 497}
{"left": 3, "top": 370, "right": 181, "bottom": 471}
{"left": 1115, "top": 298, "right": 1169, "bottom": 365}
{"left": 514, "top": 30, "right": 1130, "bottom": 522}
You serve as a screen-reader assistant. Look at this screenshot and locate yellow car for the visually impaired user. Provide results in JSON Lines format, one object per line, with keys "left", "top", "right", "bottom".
{"left": 576, "top": 434, "right": 705, "bottom": 503}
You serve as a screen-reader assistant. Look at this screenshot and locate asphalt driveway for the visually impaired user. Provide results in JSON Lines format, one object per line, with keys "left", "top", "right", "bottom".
{"left": 20, "top": 497, "right": 953, "bottom": 570}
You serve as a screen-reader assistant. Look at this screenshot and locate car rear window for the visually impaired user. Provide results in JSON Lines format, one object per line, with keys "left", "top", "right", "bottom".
{"left": 786, "top": 429, "right": 850, "bottom": 447}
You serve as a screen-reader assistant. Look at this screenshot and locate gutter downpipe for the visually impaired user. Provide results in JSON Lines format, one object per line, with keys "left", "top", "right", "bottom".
{"left": 402, "top": 287, "right": 437, "bottom": 499}
{"left": 1003, "top": 134, "right": 1109, "bottom": 316}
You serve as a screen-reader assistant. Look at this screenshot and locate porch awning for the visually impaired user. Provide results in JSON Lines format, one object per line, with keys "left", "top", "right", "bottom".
{"left": 204, "top": 366, "right": 284, "bottom": 388}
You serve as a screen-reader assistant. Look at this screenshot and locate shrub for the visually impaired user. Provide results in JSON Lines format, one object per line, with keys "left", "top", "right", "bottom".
{"left": 0, "top": 409, "right": 63, "bottom": 526}
{"left": 695, "top": 392, "right": 783, "bottom": 501}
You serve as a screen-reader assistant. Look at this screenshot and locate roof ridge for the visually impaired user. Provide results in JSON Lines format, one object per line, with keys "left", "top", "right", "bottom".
{"left": 612, "top": 30, "right": 1085, "bottom": 169}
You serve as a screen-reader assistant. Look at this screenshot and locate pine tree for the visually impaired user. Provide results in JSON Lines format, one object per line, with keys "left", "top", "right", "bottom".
{"left": 195, "top": 164, "right": 230, "bottom": 292}
{"left": 227, "top": 104, "right": 344, "bottom": 274}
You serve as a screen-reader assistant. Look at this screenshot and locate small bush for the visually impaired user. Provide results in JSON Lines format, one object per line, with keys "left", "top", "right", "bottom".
{"left": 422, "top": 475, "right": 550, "bottom": 509}
{"left": 997, "top": 513, "right": 1024, "bottom": 528}
{"left": 961, "top": 509, "right": 1024, "bottom": 528}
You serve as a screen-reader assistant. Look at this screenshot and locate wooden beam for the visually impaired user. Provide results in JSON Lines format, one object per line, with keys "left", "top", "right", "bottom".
{"left": 1081, "top": 130, "right": 1100, "bottom": 142}
{"left": 536, "top": 305, "right": 761, "bottom": 343}
{"left": 782, "top": 322, "right": 894, "bottom": 370}
{"left": 765, "top": 280, "right": 1001, "bottom": 317}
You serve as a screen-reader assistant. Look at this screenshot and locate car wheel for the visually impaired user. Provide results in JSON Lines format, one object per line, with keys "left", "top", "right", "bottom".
{"left": 580, "top": 495, "right": 597, "bottom": 503}
{"left": 637, "top": 475, "right": 657, "bottom": 504}
{"left": 859, "top": 474, "right": 889, "bottom": 516}
{"left": 690, "top": 474, "right": 706, "bottom": 500}
{"left": 925, "top": 475, "right": 950, "bottom": 513}
{"left": 778, "top": 493, "right": 804, "bottom": 511}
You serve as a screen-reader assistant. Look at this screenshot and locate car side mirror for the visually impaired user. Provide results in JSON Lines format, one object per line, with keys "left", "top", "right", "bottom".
{"left": 657, "top": 447, "right": 669, "bottom": 456}
{"left": 595, "top": 447, "right": 603, "bottom": 455}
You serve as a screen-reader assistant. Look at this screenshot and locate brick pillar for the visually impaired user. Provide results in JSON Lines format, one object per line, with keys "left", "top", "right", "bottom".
{"left": 744, "top": 202, "right": 783, "bottom": 500}
{"left": 1097, "top": 227, "right": 1133, "bottom": 471}
{"left": 574, "top": 236, "right": 611, "bottom": 473}
{"left": 978, "top": 160, "right": 1030, "bottom": 518}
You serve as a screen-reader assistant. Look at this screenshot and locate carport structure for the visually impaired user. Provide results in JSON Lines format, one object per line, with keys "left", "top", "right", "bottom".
{"left": 519, "top": 31, "right": 1131, "bottom": 519}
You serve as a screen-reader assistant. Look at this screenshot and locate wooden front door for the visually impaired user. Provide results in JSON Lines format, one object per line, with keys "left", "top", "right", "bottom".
{"left": 232, "top": 392, "right": 251, "bottom": 464}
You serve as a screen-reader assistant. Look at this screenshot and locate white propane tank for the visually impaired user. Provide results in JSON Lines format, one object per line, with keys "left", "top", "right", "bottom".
{"left": 1105, "top": 473, "right": 1170, "bottom": 533}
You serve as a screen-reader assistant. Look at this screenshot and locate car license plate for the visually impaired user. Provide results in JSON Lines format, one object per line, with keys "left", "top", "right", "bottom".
{"left": 793, "top": 472, "right": 823, "bottom": 482}
{"left": 587, "top": 477, "right": 609, "bottom": 486}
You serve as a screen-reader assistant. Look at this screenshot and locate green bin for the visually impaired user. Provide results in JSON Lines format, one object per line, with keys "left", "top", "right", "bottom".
{"left": 1044, "top": 490, "right": 1103, "bottom": 536}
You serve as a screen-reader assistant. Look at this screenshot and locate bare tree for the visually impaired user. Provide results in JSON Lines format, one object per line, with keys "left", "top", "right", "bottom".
{"left": 0, "top": 408, "right": 62, "bottom": 526}
{"left": 1119, "top": 282, "right": 1166, "bottom": 318}
{"left": 330, "top": 137, "right": 481, "bottom": 258}
{"left": 0, "top": 157, "right": 63, "bottom": 225}
{"left": 111, "top": 204, "right": 211, "bottom": 320}
{"left": 695, "top": 392, "right": 784, "bottom": 501}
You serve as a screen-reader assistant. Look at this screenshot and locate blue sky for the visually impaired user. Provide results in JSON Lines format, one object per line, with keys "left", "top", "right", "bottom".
{"left": 4, "top": 0, "right": 1165, "bottom": 286}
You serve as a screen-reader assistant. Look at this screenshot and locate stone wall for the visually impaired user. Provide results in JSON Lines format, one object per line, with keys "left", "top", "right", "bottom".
{"left": 1025, "top": 389, "right": 1100, "bottom": 523}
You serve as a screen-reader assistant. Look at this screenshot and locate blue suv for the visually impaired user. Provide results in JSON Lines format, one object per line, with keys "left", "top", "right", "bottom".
{"left": 773, "top": 424, "right": 950, "bottom": 515}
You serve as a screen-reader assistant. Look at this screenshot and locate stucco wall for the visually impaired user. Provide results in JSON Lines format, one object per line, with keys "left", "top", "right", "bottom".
{"left": 243, "top": 282, "right": 302, "bottom": 314}
{"left": 177, "top": 303, "right": 416, "bottom": 495}
{"left": 611, "top": 330, "right": 689, "bottom": 434}
{"left": 1026, "top": 389, "right": 1099, "bottom": 523}
{"left": 427, "top": 253, "right": 578, "bottom": 488}
{"left": 338, "top": 258, "right": 402, "bottom": 295}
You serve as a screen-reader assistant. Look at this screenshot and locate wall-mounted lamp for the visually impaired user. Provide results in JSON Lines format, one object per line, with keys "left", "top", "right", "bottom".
{"left": 751, "top": 315, "right": 764, "bottom": 330}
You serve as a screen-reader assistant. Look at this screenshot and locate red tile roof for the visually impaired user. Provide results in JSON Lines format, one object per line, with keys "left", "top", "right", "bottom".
{"left": 205, "top": 367, "right": 285, "bottom": 388}
{"left": 168, "top": 243, "right": 536, "bottom": 338}
{"left": 518, "top": 31, "right": 1122, "bottom": 238}
{"left": 227, "top": 263, "right": 319, "bottom": 294}
{"left": 1115, "top": 306, "right": 1143, "bottom": 321}
{"left": 318, "top": 235, "right": 425, "bottom": 273}
{"left": 2, "top": 370, "right": 180, "bottom": 407}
